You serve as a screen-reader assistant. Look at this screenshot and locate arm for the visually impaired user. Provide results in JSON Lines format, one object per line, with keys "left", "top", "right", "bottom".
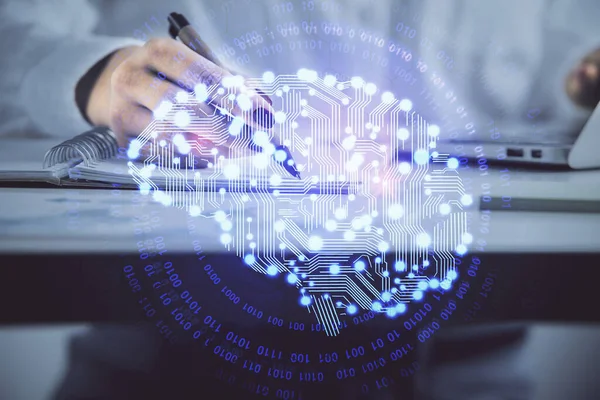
{"left": 0, "top": 0, "right": 142, "bottom": 138}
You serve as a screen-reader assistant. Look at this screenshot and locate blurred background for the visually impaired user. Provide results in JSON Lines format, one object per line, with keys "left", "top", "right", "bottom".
{"left": 2, "top": 323, "right": 600, "bottom": 399}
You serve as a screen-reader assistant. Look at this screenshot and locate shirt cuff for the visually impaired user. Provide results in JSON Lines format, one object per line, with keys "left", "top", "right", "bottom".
{"left": 19, "top": 36, "right": 143, "bottom": 139}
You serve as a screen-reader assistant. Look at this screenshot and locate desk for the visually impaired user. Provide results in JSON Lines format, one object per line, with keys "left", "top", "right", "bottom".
{"left": 1, "top": 170, "right": 599, "bottom": 254}
{"left": 0, "top": 171, "right": 599, "bottom": 325}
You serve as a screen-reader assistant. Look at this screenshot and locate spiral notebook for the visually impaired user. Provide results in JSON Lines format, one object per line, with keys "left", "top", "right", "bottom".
{"left": 0, "top": 127, "right": 357, "bottom": 194}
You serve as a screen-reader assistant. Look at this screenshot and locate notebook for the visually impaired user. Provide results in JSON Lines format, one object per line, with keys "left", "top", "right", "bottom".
{"left": 0, "top": 127, "right": 358, "bottom": 194}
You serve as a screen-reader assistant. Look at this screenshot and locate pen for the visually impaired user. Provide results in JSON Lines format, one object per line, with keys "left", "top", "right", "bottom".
{"left": 167, "top": 12, "right": 301, "bottom": 179}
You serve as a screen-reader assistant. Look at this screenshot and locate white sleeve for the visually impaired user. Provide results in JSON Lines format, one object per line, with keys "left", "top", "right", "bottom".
{"left": 0, "top": 0, "right": 142, "bottom": 138}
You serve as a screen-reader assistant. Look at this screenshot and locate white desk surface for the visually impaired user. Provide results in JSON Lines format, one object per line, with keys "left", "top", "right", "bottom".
{"left": 1, "top": 164, "right": 599, "bottom": 254}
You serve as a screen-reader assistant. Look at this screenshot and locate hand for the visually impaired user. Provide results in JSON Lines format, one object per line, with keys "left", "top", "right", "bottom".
{"left": 565, "top": 47, "right": 600, "bottom": 110}
{"left": 84, "top": 38, "right": 276, "bottom": 158}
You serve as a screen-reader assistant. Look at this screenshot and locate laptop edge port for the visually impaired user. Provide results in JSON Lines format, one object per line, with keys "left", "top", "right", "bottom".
{"left": 531, "top": 149, "right": 543, "bottom": 158}
{"left": 506, "top": 148, "right": 524, "bottom": 157}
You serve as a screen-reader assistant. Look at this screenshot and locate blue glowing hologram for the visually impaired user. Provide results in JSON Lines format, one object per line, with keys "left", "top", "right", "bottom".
{"left": 128, "top": 71, "right": 475, "bottom": 336}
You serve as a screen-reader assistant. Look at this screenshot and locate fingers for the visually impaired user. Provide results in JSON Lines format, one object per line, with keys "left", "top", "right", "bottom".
{"left": 134, "top": 38, "right": 277, "bottom": 134}
{"left": 565, "top": 48, "right": 600, "bottom": 110}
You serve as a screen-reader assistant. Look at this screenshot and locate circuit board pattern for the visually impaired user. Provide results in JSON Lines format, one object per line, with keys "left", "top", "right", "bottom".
{"left": 129, "top": 72, "right": 472, "bottom": 336}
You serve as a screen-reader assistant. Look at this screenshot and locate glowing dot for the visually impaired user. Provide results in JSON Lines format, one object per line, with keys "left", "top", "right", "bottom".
{"left": 270, "top": 174, "right": 282, "bottom": 186}
{"left": 337, "top": 83, "right": 345, "bottom": 90}
{"left": 341, "top": 98, "right": 350, "bottom": 105}
{"left": 221, "top": 220, "right": 232, "bottom": 231}
{"left": 274, "top": 220, "right": 285, "bottom": 233}
{"left": 347, "top": 304, "right": 358, "bottom": 315}
{"left": 372, "top": 301, "right": 383, "bottom": 312}
{"left": 386, "top": 308, "right": 398, "bottom": 318}
{"left": 342, "top": 135, "right": 356, "bottom": 150}
{"left": 428, "top": 124, "right": 441, "bottom": 137}
{"left": 416, "top": 232, "right": 431, "bottom": 247}
{"left": 399, "top": 99, "right": 413, "bottom": 111}
{"left": 456, "top": 244, "right": 467, "bottom": 255}
{"left": 344, "top": 230, "right": 356, "bottom": 241}
{"left": 246, "top": 233, "right": 253, "bottom": 240}
{"left": 429, "top": 279, "right": 440, "bottom": 289}
{"left": 351, "top": 76, "right": 365, "bottom": 88}
{"left": 127, "top": 139, "right": 141, "bottom": 159}
{"left": 325, "top": 220, "right": 337, "bottom": 231}
{"left": 323, "top": 74, "right": 337, "bottom": 86}
{"left": 301, "top": 110, "right": 309, "bottom": 117}
{"left": 159, "top": 140, "right": 167, "bottom": 147}
{"left": 441, "top": 280, "right": 451, "bottom": 290}
{"left": 395, "top": 261, "right": 407, "bottom": 272}
{"left": 447, "top": 157, "right": 459, "bottom": 169}
{"left": 283, "top": 85, "right": 290, "bottom": 92}
{"left": 173, "top": 110, "right": 190, "bottom": 128}
{"left": 461, "top": 194, "right": 474, "bottom": 206}
{"left": 378, "top": 241, "right": 389, "bottom": 252}
{"left": 262, "top": 71, "right": 275, "bottom": 83}
{"left": 214, "top": 211, "right": 226, "bottom": 222}
{"left": 253, "top": 153, "right": 270, "bottom": 169}
{"left": 397, "top": 128, "right": 410, "bottom": 141}
{"left": 423, "top": 260, "right": 430, "bottom": 267}
{"left": 375, "top": 257, "right": 382, "bottom": 263}
{"left": 414, "top": 149, "right": 430, "bottom": 165}
{"left": 274, "top": 150, "right": 287, "bottom": 162}
{"left": 381, "top": 91, "right": 395, "bottom": 103}
{"left": 274, "top": 111, "right": 287, "bottom": 123}
{"left": 413, "top": 290, "right": 423, "bottom": 300}
{"left": 412, "top": 264, "right": 419, "bottom": 271}
{"left": 276, "top": 89, "right": 283, "bottom": 96}
{"left": 330, "top": 264, "right": 340, "bottom": 274}
{"left": 175, "top": 91, "right": 188, "bottom": 103}
{"left": 297, "top": 68, "right": 318, "bottom": 82}
{"left": 354, "top": 260, "right": 366, "bottom": 271}
{"left": 396, "top": 303, "right": 407, "bottom": 313}
{"left": 388, "top": 204, "right": 404, "bottom": 220}
{"left": 194, "top": 84, "right": 208, "bottom": 103}
{"left": 287, "top": 273, "right": 298, "bottom": 284}
{"left": 153, "top": 100, "right": 173, "bottom": 120}
{"left": 462, "top": 232, "right": 474, "bottom": 244}
{"left": 244, "top": 254, "right": 256, "bottom": 265}
{"left": 447, "top": 270, "right": 458, "bottom": 280}
{"left": 418, "top": 281, "right": 428, "bottom": 291}
{"left": 382, "top": 292, "right": 392, "bottom": 302}
{"left": 253, "top": 130, "right": 270, "bottom": 147}
{"left": 267, "top": 265, "right": 278, "bottom": 275}
{"left": 398, "top": 162, "right": 411, "bottom": 174}
{"left": 334, "top": 208, "right": 347, "bottom": 220}
{"left": 237, "top": 94, "right": 252, "bottom": 111}
{"left": 300, "top": 296, "right": 311, "bottom": 306}
{"left": 220, "top": 233, "right": 232, "bottom": 245}
{"left": 223, "top": 164, "right": 240, "bottom": 179}
{"left": 364, "top": 82, "right": 377, "bottom": 95}
{"left": 439, "top": 203, "right": 451, "bottom": 215}
{"left": 308, "top": 236, "right": 323, "bottom": 251}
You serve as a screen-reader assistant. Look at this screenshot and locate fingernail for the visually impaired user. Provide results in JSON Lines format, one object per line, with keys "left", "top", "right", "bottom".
{"left": 253, "top": 107, "right": 275, "bottom": 129}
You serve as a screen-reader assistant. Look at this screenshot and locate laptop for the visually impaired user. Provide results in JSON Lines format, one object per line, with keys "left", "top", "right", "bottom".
{"left": 434, "top": 103, "right": 600, "bottom": 169}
